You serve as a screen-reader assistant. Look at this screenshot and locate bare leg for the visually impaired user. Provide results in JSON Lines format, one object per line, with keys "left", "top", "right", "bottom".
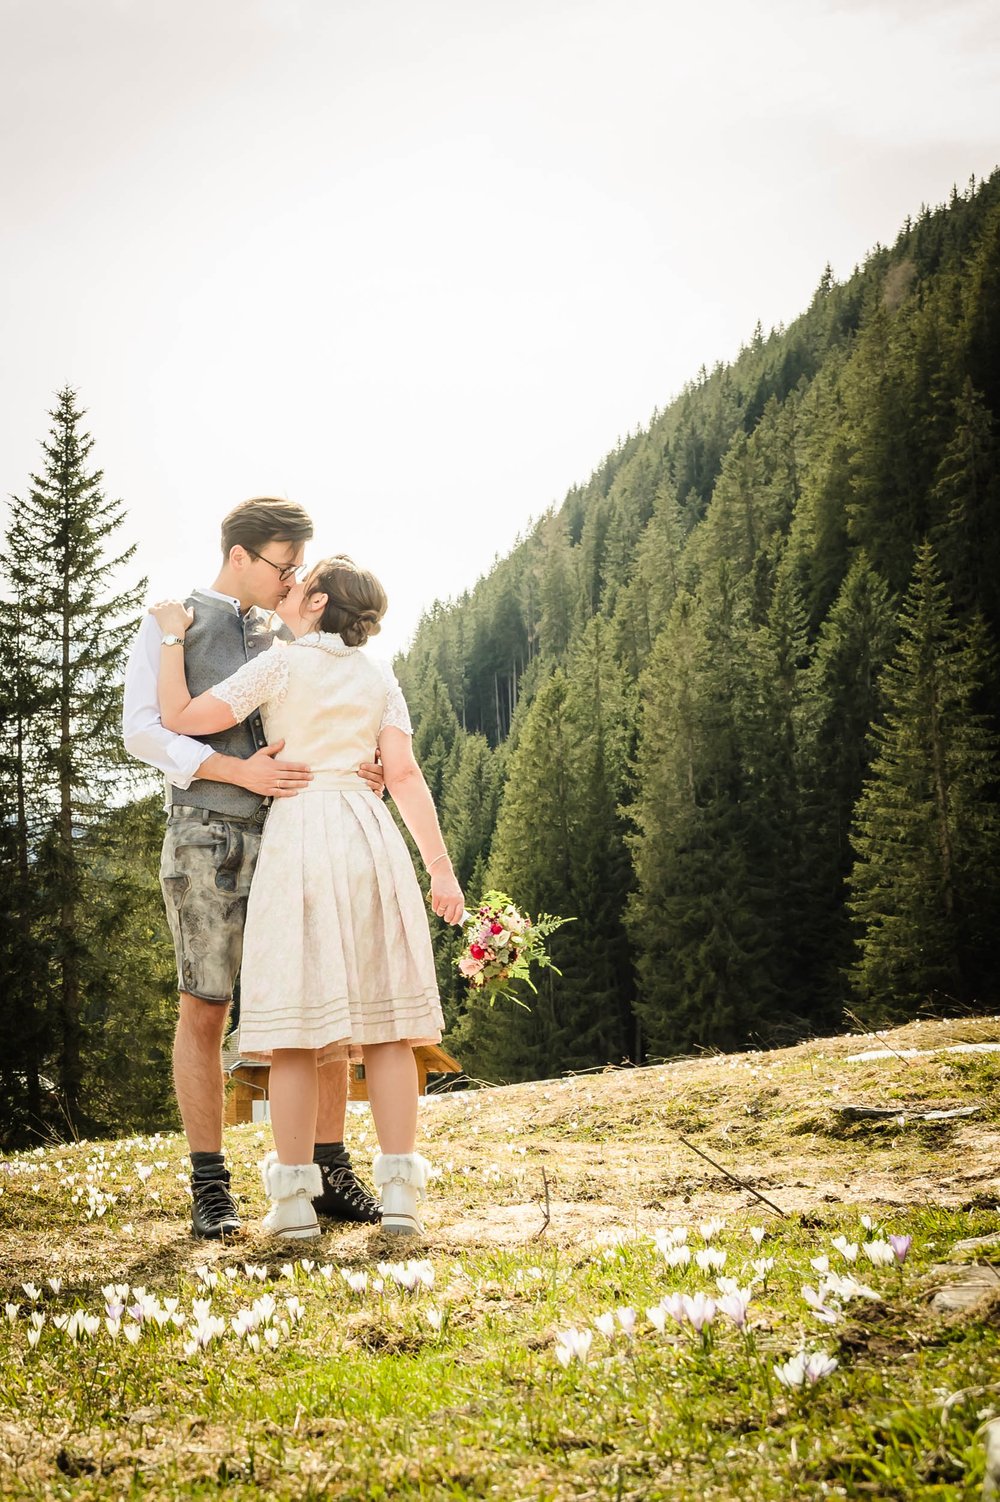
{"left": 362, "top": 1041, "right": 418, "bottom": 1155}
{"left": 269, "top": 1049, "right": 320, "bottom": 1163}
{"left": 173, "top": 993, "right": 230, "bottom": 1153}
{"left": 315, "top": 1058, "right": 349, "bottom": 1144}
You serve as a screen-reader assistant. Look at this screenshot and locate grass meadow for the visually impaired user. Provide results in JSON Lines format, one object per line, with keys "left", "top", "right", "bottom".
{"left": 2, "top": 1015, "right": 999, "bottom": 1500}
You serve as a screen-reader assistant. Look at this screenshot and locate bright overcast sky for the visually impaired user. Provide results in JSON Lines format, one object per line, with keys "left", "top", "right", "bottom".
{"left": 1, "top": 0, "right": 998, "bottom": 656}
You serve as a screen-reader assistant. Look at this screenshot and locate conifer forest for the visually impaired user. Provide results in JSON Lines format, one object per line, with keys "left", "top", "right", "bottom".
{"left": 3, "top": 174, "right": 1000, "bottom": 1145}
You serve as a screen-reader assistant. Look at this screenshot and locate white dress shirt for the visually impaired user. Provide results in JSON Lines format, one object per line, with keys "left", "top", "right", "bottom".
{"left": 122, "top": 588, "right": 242, "bottom": 789}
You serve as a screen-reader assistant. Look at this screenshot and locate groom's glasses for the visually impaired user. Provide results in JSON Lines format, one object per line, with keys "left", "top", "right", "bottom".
{"left": 247, "top": 550, "right": 309, "bottom": 584}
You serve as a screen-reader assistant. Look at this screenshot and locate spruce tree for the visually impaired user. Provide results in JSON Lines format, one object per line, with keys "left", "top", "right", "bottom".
{"left": 451, "top": 669, "right": 575, "bottom": 1081}
{"left": 930, "top": 378, "right": 1000, "bottom": 629}
{"left": 0, "top": 597, "right": 52, "bottom": 1134}
{"left": 626, "top": 576, "right": 775, "bottom": 1053}
{"left": 848, "top": 544, "right": 1000, "bottom": 1012}
{"left": 3, "top": 388, "right": 146, "bottom": 1125}
{"left": 804, "top": 554, "right": 898, "bottom": 1009}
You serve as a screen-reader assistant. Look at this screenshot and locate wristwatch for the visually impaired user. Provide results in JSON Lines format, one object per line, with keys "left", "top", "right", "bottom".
{"left": 161, "top": 634, "right": 185, "bottom": 647}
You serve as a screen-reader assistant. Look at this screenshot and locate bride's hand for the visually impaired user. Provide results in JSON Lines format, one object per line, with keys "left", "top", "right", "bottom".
{"left": 430, "top": 865, "right": 464, "bottom": 925}
{"left": 149, "top": 600, "right": 195, "bottom": 637}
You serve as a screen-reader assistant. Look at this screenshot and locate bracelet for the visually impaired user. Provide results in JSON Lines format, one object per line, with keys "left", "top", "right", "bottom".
{"left": 427, "top": 852, "right": 451, "bottom": 871}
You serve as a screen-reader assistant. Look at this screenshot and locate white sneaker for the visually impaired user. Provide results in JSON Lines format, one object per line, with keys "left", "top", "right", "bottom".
{"left": 260, "top": 1152, "right": 322, "bottom": 1240}
{"left": 373, "top": 1152, "right": 431, "bottom": 1235}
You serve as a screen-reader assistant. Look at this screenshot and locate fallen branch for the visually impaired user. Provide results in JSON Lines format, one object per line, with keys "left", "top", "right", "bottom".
{"left": 843, "top": 1007, "right": 913, "bottom": 1067}
{"left": 835, "top": 1104, "right": 980, "bottom": 1122}
{"left": 677, "top": 1136, "right": 787, "bottom": 1218}
{"left": 535, "top": 1166, "right": 551, "bottom": 1238}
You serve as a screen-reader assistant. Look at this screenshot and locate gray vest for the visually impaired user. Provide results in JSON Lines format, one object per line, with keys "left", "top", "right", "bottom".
{"left": 167, "top": 592, "right": 284, "bottom": 819}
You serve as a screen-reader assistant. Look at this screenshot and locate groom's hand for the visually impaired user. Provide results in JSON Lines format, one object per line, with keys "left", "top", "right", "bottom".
{"left": 253, "top": 741, "right": 314, "bottom": 797}
{"left": 357, "top": 755, "right": 386, "bottom": 799}
{"left": 202, "top": 741, "right": 313, "bottom": 797}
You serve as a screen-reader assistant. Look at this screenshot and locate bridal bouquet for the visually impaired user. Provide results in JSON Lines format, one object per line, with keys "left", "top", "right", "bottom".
{"left": 455, "top": 891, "right": 572, "bottom": 1008}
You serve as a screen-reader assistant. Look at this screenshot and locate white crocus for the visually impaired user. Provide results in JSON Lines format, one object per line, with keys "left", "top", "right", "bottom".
{"left": 801, "top": 1284, "right": 840, "bottom": 1325}
{"left": 682, "top": 1292, "right": 716, "bottom": 1333}
{"left": 718, "top": 1288, "right": 753, "bottom": 1329}
{"left": 831, "top": 1236, "right": 859, "bottom": 1264}
{"left": 616, "top": 1307, "right": 637, "bottom": 1336}
{"left": 862, "top": 1240, "right": 896, "bottom": 1268}
{"left": 554, "top": 1327, "right": 592, "bottom": 1365}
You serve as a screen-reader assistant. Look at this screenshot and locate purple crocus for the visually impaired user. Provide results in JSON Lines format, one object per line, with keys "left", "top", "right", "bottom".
{"left": 888, "top": 1233, "right": 912, "bottom": 1265}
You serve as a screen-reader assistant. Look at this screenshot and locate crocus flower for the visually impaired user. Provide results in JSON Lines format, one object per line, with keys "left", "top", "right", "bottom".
{"left": 681, "top": 1292, "right": 716, "bottom": 1333}
{"left": 749, "top": 1226, "right": 766, "bottom": 1246}
{"left": 804, "top": 1350, "right": 838, "bottom": 1382}
{"left": 823, "top": 1272, "right": 878, "bottom": 1302}
{"left": 616, "top": 1307, "right": 637, "bottom": 1337}
{"left": 862, "top": 1240, "right": 896, "bottom": 1268}
{"left": 775, "top": 1348, "right": 838, "bottom": 1388}
{"left": 594, "top": 1313, "right": 616, "bottom": 1337}
{"left": 660, "top": 1293, "right": 687, "bottom": 1327}
{"left": 888, "top": 1234, "right": 912, "bottom": 1265}
{"left": 718, "top": 1288, "right": 753, "bottom": 1329}
{"left": 801, "top": 1284, "right": 840, "bottom": 1325}
{"left": 554, "top": 1327, "right": 593, "bottom": 1365}
{"left": 831, "top": 1236, "right": 858, "bottom": 1264}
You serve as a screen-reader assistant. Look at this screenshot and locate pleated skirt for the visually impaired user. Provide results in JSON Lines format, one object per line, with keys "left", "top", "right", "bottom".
{"left": 237, "top": 790, "right": 444, "bottom": 1063}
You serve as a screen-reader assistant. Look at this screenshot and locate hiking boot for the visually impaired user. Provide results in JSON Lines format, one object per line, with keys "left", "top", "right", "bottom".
{"left": 313, "top": 1154, "right": 383, "bottom": 1225}
{"left": 191, "top": 1171, "right": 242, "bottom": 1240}
{"left": 260, "top": 1153, "right": 322, "bottom": 1240}
{"left": 373, "top": 1152, "right": 430, "bottom": 1236}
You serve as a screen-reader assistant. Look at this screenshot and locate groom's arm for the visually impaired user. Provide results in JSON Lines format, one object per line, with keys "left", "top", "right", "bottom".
{"left": 122, "top": 614, "right": 215, "bottom": 787}
{"left": 122, "top": 614, "right": 307, "bottom": 794}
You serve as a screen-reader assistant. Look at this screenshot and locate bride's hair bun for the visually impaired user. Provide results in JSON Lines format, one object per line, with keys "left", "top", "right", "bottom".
{"left": 305, "top": 555, "right": 387, "bottom": 646}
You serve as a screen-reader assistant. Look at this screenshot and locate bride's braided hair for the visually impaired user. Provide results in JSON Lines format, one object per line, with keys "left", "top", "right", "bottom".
{"left": 306, "top": 554, "right": 387, "bottom": 647}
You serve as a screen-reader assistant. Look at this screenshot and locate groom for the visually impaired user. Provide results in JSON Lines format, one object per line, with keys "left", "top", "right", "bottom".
{"left": 123, "top": 496, "right": 383, "bottom": 1238}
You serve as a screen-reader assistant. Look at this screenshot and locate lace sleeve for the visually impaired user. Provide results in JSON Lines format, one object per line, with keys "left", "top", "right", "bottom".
{"left": 377, "top": 660, "right": 413, "bottom": 736}
{"left": 211, "top": 645, "right": 290, "bottom": 723}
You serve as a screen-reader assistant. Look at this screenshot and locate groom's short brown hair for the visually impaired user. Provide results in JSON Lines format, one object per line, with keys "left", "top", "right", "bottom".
{"left": 220, "top": 497, "right": 314, "bottom": 558}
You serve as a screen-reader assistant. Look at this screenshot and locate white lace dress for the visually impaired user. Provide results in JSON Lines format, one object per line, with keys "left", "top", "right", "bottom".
{"left": 210, "top": 631, "right": 443, "bottom": 1063}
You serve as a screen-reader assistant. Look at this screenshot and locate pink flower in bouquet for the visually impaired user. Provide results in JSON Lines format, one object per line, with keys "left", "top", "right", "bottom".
{"left": 459, "top": 955, "right": 484, "bottom": 977}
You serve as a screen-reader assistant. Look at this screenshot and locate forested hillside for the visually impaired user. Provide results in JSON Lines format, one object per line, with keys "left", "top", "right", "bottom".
{"left": 396, "top": 172, "right": 1000, "bottom": 1082}
{"left": 3, "top": 178, "right": 999, "bottom": 1146}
